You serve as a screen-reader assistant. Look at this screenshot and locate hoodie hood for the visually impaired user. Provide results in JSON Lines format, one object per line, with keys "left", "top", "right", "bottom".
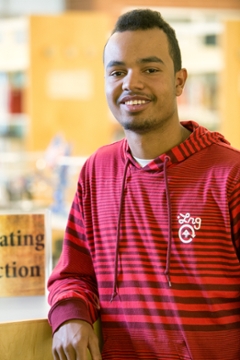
{"left": 166, "top": 121, "right": 230, "bottom": 165}
{"left": 110, "top": 121, "right": 230, "bottom": 301}
{"left": 123, "top": 120, "right": 230, "bottom": 169}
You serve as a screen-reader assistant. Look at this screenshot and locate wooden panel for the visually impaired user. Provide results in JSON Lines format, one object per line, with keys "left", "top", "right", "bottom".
{"left": 28, "top": 13, "right": 114, "bottom": 156}
{"left": 220, "top": 21, "right": 240, "bottom": 149}
{"left": 0, "top": 319, "right": 52, "bottom": 360}
{"left": 0, "top": 318, "right": 101, "bottom": 360}
{"left": 65, "top": 0, "right": 95, "bottom": 10}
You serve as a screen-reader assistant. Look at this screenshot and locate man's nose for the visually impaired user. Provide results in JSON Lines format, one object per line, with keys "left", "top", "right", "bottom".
{"left": 122, "top": 71, "right": 144, "bottom": 91}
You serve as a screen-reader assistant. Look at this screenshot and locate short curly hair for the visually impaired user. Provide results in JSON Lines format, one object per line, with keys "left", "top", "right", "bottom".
{"left": 110, "top": 8, "right": 182, "bottom": 72}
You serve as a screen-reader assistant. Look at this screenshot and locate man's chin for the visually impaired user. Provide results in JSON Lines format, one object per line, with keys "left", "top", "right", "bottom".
{"left": 121, "top": 120, "right": 155, "bottom": 134}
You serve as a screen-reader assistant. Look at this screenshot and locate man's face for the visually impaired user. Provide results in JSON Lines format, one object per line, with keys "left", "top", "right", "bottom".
{"left": 104, "top": 28, "right": 186, "bottom": 134}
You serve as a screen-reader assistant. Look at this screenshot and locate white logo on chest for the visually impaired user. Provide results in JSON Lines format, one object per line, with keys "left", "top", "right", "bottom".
{"left": 177, "top": 213, "right": 202, "bottom": 243}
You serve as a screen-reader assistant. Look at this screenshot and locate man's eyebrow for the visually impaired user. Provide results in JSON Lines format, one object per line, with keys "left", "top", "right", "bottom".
{"left": 106, "top": 57, "right": 164, "bottom": 69}
{"left": 138, "top": 56, "right": 164, "bottom": 64}
{"left": 106, "top": 60, "right": 125, "bottom": 69}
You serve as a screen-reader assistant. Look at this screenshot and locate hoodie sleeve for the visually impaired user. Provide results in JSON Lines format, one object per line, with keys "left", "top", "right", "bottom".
{"left": 47, "top": 180, "right": 100, "bottom": 334}
{"left": 229, "top": 174, "right": 240, "bottom": 259}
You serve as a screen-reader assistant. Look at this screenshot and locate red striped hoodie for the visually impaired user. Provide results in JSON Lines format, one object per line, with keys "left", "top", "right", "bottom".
{"left": 48, "top": 121, "right": 240, "bottom": 360}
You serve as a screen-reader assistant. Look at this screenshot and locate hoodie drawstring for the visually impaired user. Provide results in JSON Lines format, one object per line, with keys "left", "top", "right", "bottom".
{"left": 163, "top": 156, "right": 172, "bottom": 287}
{"left": 110, "top": 159, "right": 129, "bottom": 302}
{"left": 110, "top": 155, "right": 172, "bottom": 302}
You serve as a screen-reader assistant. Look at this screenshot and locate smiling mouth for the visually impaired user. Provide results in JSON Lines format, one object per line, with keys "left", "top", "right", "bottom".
{"left": 124, "top": 99, "right": 148, "bottom": 105}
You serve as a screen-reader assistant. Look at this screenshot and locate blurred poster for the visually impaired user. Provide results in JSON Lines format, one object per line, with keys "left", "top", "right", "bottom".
{"left": 0, "top": 212, "right": 51, "bottom": 297}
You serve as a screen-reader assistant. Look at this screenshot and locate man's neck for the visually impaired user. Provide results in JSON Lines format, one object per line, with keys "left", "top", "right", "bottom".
{"left": 125, "top": 124, "right": 191, "bottom": 160}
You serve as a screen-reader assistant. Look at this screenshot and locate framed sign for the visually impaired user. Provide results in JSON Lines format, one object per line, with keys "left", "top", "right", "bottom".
{"left": 0, "top": 210, "right": 51, "bottom": 297}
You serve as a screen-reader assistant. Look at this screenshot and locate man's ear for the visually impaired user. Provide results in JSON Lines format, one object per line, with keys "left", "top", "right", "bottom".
{"left": 175, "top": 68, "right": 188, "bottom": 96}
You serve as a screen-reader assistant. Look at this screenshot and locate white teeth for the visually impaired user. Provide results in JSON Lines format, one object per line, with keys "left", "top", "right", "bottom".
{"left": 125, "top": 100, "right": 147, "bottom": 105}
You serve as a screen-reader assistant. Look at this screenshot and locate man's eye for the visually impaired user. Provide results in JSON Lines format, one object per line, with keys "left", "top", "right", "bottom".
{"left": 145, "top": 68, "right": 158, "bottom": 73}
{"left": 111, "top": 71, "right": 124, "bottom": 77}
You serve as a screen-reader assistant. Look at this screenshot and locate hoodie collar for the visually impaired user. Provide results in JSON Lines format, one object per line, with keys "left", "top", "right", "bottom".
{"left": 167, "top": 120, "right": 230, "bottom": 164}
{"left": 121, "top": 120, "right": 230, "bottom": 168}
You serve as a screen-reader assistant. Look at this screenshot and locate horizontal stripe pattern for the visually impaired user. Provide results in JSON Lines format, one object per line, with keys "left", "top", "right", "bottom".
{"left": 48, "top": 121, "right": 240, "bottom": 359}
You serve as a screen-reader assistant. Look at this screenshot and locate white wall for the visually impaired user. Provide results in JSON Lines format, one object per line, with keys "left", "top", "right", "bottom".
{"left": 0, "top": 0, "right": 65, "bottom": 16}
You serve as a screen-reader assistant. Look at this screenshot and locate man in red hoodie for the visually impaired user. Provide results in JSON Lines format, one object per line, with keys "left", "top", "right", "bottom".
{"left": 48, "top": 8, "right": 240, "bottom": 360}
